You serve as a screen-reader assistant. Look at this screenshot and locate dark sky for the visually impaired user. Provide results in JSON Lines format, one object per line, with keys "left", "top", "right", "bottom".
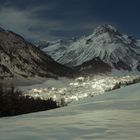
{"left": 0, "top": 0, "right": 140, "bottom": 41}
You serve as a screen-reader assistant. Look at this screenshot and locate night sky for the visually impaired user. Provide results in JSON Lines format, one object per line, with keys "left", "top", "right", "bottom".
{"left": 0, "top": 0, "right": 140, "bottom": 41}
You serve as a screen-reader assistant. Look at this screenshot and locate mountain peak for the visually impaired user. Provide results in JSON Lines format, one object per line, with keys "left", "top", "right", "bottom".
{"left": 94, "top": 24, "right": 119, "bottom": 35}
{"left": 38, "top": 24, "right": 140, "bottom": 72}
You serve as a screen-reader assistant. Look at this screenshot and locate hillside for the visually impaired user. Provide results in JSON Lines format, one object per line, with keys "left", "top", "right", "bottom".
{"left": 0, "top": 83, "right": 140, "bottom": 140}
{"left": 0, "top": 28, "right": 73, "bottom": 85}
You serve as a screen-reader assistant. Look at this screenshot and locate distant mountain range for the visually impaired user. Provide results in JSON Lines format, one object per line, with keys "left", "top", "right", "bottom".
{"left": 38, "top": 24, "right": 140, "bottom": 73}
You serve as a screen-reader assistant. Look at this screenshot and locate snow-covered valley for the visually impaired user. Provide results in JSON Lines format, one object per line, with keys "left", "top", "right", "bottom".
{"left": 19, "top": 74, "right": 140, "bottom": 106}
{"left": 1, "top": 23, "right": 140, "bottom": 140}
{"left": 1, "top": 82, "right": 140, "bottom": 140}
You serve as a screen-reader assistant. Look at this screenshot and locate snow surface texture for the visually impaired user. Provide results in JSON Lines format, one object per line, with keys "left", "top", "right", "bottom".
{"left": 20, "top": 74, "right": 140, "bottom": 105}
{"left": 1, "top": 83, "right": 140, "bottom": 140}
{"left": 41, "top": 24, "right": 140, "bottom": 70}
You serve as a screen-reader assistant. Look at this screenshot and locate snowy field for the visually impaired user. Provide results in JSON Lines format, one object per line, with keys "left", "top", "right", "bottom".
{"left": 19, "top": 74, "right": 140, "bottom": 105}
{"left": 0, "top": 83, "right": 140, "bottom": 140}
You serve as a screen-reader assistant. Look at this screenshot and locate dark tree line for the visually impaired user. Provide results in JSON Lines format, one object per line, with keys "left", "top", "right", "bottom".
{"left": 0, "top": 83, "right": 59, "bottom": 117}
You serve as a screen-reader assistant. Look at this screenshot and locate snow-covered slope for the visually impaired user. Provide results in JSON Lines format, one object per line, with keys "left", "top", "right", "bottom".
{"left": 39, "top": 38, "right": 77, "bottom": 63}
{"left": 40, "top": 24, "right": 140, "bottom": 72}
{"left": 1, "top": 83, "right": 140, "bottom": 140}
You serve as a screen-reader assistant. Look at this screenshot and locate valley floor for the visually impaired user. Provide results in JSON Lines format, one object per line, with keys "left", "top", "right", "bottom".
{"left": 20, "top": 74, "right": 140, "bottom": 105}
{"left": 0, "top": 83, "right": 140, "bottom": 140}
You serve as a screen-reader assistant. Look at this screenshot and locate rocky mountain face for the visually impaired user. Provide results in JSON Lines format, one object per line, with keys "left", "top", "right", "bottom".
{"left": 0, "top": 28, "right": 73, "bottom": 82}
{"left": 39, "top": 24, "right": 140, "bottom": 73}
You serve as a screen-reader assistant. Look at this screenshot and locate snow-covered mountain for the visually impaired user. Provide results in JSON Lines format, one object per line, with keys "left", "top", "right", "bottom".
{"left": 39, "top": 24, "right": 140, "bottom": 72}
{"left": 0, "top": 28, "right": 73, "bottom": 85}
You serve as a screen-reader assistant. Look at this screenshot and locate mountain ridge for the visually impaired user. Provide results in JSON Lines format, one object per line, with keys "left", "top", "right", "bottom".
{"left": 0, "top": 28, "right": 74, "bottom": 85}
{"left": 38, "top": 24, "right": 140, "bottom": 73}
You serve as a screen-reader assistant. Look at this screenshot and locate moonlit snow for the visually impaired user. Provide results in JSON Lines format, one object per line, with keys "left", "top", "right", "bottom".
{"left": 1, "top": 83, "right": 140, "bottom": 140}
